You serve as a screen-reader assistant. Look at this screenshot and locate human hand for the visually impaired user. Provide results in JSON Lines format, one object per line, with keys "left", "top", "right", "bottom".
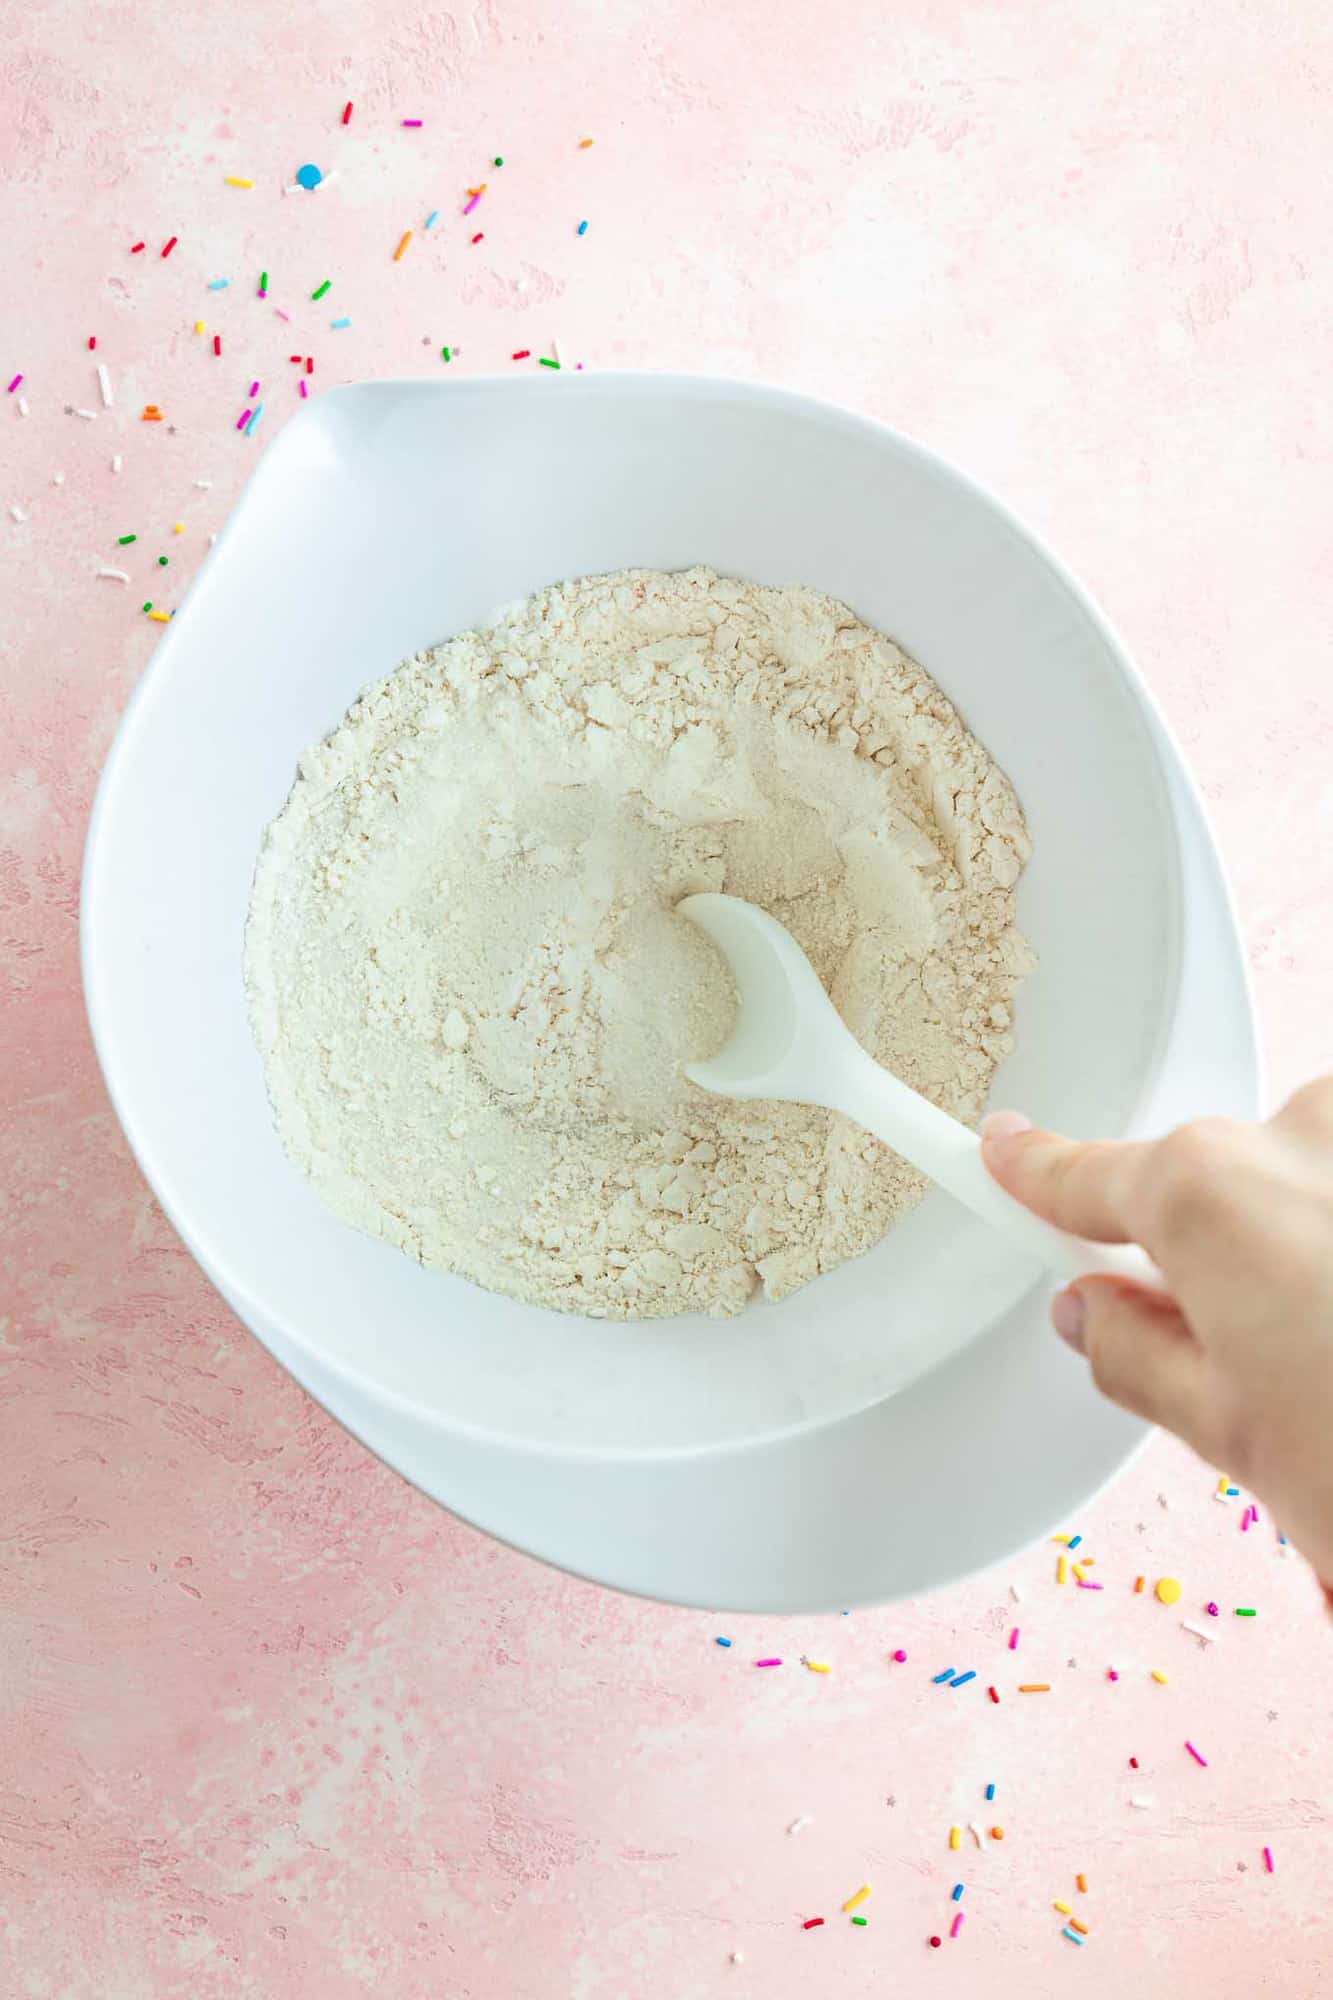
{"left": 981, "top": 1084, "right": 1333, "bottom": 1587}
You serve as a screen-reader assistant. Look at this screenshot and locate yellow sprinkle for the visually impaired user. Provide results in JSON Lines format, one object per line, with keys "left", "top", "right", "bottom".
{"left": 949, "top": 1826, "right": 961, "bottom": 1851}
{"left": 803, "top": 1659, "right": 831, "bottom": 1674}
{"left": 1155, "top": 1577, "right": 1182, "bottom": 1605}
{"left": 1054, "top": 1900, "right": 1072, "bottom": 1916}
{"left": 225, "top": 175, "right": 255, "bottom": 188}
{"left": 1071, "top": 1562, "right": 1087, "bottom": 1583}
{"left": 173, "top": 521, "right": 184, "bottom": 534}
{"left": 1057, "top": 1556, "right": 1068, "bottom": 1585}
{"left": 393, "top": 230, "right": 413, "bottom": 262}
{"left": 841, "top": 1886, "right": 871, "bottom": 1913}
{"left": 194, "top": 320, "right": 206, "bottom": 335}
{"left": 148, "top": 609, "right": 172, "bottom": 622}
{"left": 1151, "top": 1669, "right": 1169, "bottom": 1684}
{"left": 1217, "top": 1476, "right": 1230, "bottom": 1495}
{"left": 1052, "top": 1535, "right": 1074, "bottom": 1545}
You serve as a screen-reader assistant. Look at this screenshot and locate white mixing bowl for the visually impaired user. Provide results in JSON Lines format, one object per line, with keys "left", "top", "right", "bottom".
{"left": 82, "top": 374, "right": 1258, "bottom": 1606}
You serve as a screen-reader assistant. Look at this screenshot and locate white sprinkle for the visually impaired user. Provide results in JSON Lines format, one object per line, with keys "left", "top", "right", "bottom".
{"left": 96, "top": 566, "right": 131, "bottom": 582}
{"left": 283, "top": 182, "right": 302, "bottom": 196}
{"left": 10, "top": 502, "right": 28, "bottom": 522}
{"left": 1009, "top": 1583, "right": 1024, "bottom": 1603}
{"left": 1212, "top": 1492, "right": 1230, "bottom": 1505}
{"left": 967, "top": 1821, "right": 985, "bottom": 1848}
{"left": 73, "top": 406, "right": 97, "bottom": 420}
{"left": 1129, "top": 1796, "right": 1155, "bottom": 1809}
{"left": 1181, "top": 1619, "right": 1217, "bottom": 1645}
{"left": 111, "top": 454, "right": 123, "bottom": 473}
{"left": 193, "top": 479, "right": 213, "bottom": 490}
{"left": 786, "top": 1815, "right": 813, "bottom": 1836}
{"left": 97, "top": 362, "right": 113, "bottom": 408}
{"left": 52, "top": 471, "right": 64, "bottom": 485}
{"left": 17, "top": 396, "right": 28, "bottom": 416}
{"left": 730, "top": 1951, "right": 745, "bottom": 1965}
{"left": 552, "top": 333, "right": 565, "bottom": 367}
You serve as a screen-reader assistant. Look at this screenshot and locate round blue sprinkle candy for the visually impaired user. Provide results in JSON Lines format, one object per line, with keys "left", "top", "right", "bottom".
{"left": 297, "top": 163, "right": 324, "bottom": 190}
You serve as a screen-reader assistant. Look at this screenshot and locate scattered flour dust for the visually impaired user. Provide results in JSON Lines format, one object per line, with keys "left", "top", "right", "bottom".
{"left": 245, "top": 567, "right": 1034, "bottom": 1319}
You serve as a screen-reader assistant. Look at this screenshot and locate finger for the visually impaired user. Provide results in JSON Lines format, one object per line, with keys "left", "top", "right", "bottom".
{"left": 1054, "top": 1277, "right": 1206, "bottom": 1437}
{"left": 1274, "top": 1076, "right": 1333, "bottom": 1143}
{"left": 981, "top": 1117, "right": 1150, "bottom": 1244}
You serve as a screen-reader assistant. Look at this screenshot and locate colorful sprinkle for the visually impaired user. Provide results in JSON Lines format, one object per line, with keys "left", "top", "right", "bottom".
{"left": 512, "top": 349, "right": 532, "bottom": 360}
{"left": 949, "top": 1826, "right": 960, "bottom": 1851}
{"left": 949, "top": 1671, "right": 977, "bottom": 1690}
{"left": 929, "top": 1936, "right": 941, "bottom": 1949}
{"left": 714, "top": 1637, "right": 732, "bottom": 1648}
{"left": 1062, "top": 1927, "right": 1085, "bottom": 1946}
{"left": 933, "top": 1668, "right": 956, "bottom": 1684}
{"left": 424, "top": 210, "right": 440, "bottom": 229}
{"left": 6, "top": 374, "right": 22, "bottom": 394}
{"left": 987, "top": 1686, "right": 1000, "bottom": 1703}
{"left": 755, "top": 1658, "right": 782, "bottom": 1668}
{"left": 1151, "top": 1670, "right": 1169, "bottom": 1684}
{"left": 1207, "top": 1601, "right": 1220, "bottom": 1616}
{"left": 331, "top": 317, "right": 352, "bottom": 330}
{"left": 1134, "top": 1575, "right": 1145, "bottom": 1593}
{"left": 236, "top": 409, "right": 252, "bottom": 431}
{"left": 577, "top": 219, "right": 589, "bottom": 235}
{"left": 1263, "top": 1846, "right": 1274, "bottom": 1873}
{"left": 342, "top": 102, "right": 353, "bottom": 125}
{"left": 851, "top": 1916, "right": 868, "bottom": 1927}
{"left": 985, "top": 1783, "right": 996, "bottom": 1801}
{"left": 311, "top": 280, "right": 332, "bottom": 300}
{"left": 1067, "top": 1535, "right": 1083, "bottom": 1550}
{"left": 950, "top": 1883, "right": 964, "bottom": 1903}
{"left": 463, "top": 191, "right": 483, "bottom": 216}
{"left": 1008, "top": 1628, "right": 1020, "bottom": 1650}
{"left": 1077, "top": 1580, "right": 1104, "bottom": 1591}
{"left": 402, "top": 119, "right": 423, "bottom": 127}
{"left": 161, "top": 236, "right": 178, "bottom": 257}
{"left": 299, "top": 379, "right": 308, "bottom": 398}
{"left": 258, "top": 272, "right": 268, "bottom": 296}
{"left": 157, "top": 555, "right": 168, "bottom": 567}
{"left": 117, "top": 533, "right": 137, "bottom": 545}
{"left": 1155, "top": 1577, "right": 1182, "bottom": 1605}
{"left": 1185, "top": 1740, "right": 1208, "bottom": 1766}
{"left": 440, "top": 344, "right": 452, "bottom": 362}
{"left": 1235, "top": 1608, "right": 1257, "bottom": 1617}
{"left": 225, "top": 175, "right": 254, "bottom": 188}
{"left": 393, "top": 231, "right": 413, "bottom": 262}
{"left": 1018, "top": 1684, "right": 1050, "bottom": 1694}
{"left": 1069, "top": 1919, "right": 1089, "bottom": 1936}
{"left": 207, "top": 279, "right": 230, "bottom": 290}
{"left": 579, "top": 136, "right": 594, "bottom": 147}
{"left": 1054, "top": 1900, "right": 1072, "bottom": 1916}
{"left": 471, "top": 232, "right": 484, "bottom": 244}
{"left": 297, "top": 164, "right": 323, "bottom": 190}
{"left": 130, "top": 241, "right": 145, "bottom": 253}
{"left": 802, "top": 1918, "right": 824, "bottom": 1931}
{"left": 1076, "top": 1873, "right": 1088, "bottom": 1893}
{"left": 949, "top": 1913, "right": 965, "bottom": 1939}
{"left": 1057, "top": 1557, "right": 1068, "bottom": 1585}
{"left": 989, "top": 1825, "right": 1004, "bottom": 1840}
{"left": 213, "top": 335, "right": 222, "bottom": 356}
{"left": 1107, "top": 1669, "right": 1120, "bottom": 1680}
{"left": 842, "top": 1887, "right": 871, "bottom": 1913}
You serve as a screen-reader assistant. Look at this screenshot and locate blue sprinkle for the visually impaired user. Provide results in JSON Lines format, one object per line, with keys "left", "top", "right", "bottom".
{"left": 1062, "top": 1928, "right": 1085, "bottom": 1946}
{"left": 949, "top": 1670, "right": 977, "bottom": 1689}
{"left": 245, "top": 401, "right": 265, "bottom": 436}
{"left": 985, "top": 1782, "right": 995, "bottom": 1801}
{"left": 951, "top": 1883, "right": 964, "bottom": 1902}
{"left": 1067, "top": 1534, "right": 1083, "bottom": 1550}
{"left": 1227, "top": 1487, "right": 1241, "bottom": 1497}
{"left": 207, "top": 278, "right": 230, "bottom": 290}
{"left": 424, "top": 209, "right": 440, "bottom": 229}
{"left": 715, "top": 1636, "right": 732, "bottom": 1648}
{"left": 330, "top": 317, "right": 352, "bottom": 329}
{"left": 296, "top": 162, "right": 323, "bottom": 190}
{"left": 932, "top": 1668, "right": 956, "bottom": 1684}
{"left": 1279, "top": 1533, "right": 1288, "bottom": 1544}
{"left": 577, "top": 218, "right": 589, "bottom": 235}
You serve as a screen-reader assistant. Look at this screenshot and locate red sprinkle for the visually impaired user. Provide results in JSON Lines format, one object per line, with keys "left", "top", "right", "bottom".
{"left": 987, "top": 1686, "right": 1000, "bottom": 1703}
{"left": 161, "top": 236, "right": 178, "bottom": 258}
{"left": 88, "top": 336, "right": 97, "bottom": 350}
{"left": 306, "top": 357, "right": 313, "bottom": 374}
{"left": 342, "top": 101, "right": 353, "bottom": 125}
{"left": 802, "top": 1918, "right": 824, "bottom": 1931}
{"left": 512, "top": 349, "right": 532, "bottom": 360}
{"left": 213, "top": 335, "right": 222, "bottom": 356}
{"left": 130, "top": 241, "right": 145, "bottom": 253}
{"left": 289, "top": 355, "right": 303, "bottom": 363}
{"left": 471, "top": 232, "right": 484, "bottom": 244}
{"left": 929, "top": 1935, "right": 942, "bottom": 1948}
{"left": 1129, "top": 1756, "right": 1139, "bottom": 1768}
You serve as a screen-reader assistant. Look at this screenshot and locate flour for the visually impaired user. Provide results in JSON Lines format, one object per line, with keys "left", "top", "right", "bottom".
{"left": 245, "top": 567, "right": 1034, "bottom": 1319}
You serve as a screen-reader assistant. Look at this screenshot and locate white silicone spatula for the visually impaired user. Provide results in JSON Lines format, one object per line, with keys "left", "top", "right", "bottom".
{"left": 678, "top": 892, "right": 1160, "bottom": 1289}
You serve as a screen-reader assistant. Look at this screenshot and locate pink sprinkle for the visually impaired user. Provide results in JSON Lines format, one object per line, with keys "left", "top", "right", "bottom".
{"left": 1185, "top": 1740, "right": 1208, "bottom": 1767}
{"left": 1008, "top": 1628, "right": 1019, "bottom": 1650}
{"left": 6, "top": 373, "right": 22, "bottom": 393}
{"left": 1207, "top": 1601, "right": 1219, "bottom": 1616}
{"left": 1241, "top": 1508, "right": 1252, "bottom": 1532}
{"left": 1077, "top": 1579, "right": 1104, "bottom": 1590}
{"left": 463, "top": 192, "right": 482, "bottom": 216}
{"left": 275, "top": 307, "right": 292, "bottom": 322}
{"left": 1249, "top": 1504, "right": 1260, "bottom": 1524}
{"left": 1107, "top": 1669, "right": 1120, "bottom": 1681}
{"left": 1263, "top": 1846, "right": 1274, "bottom": 1873}
{"left": 949, "top": 1912, "right": 965, "bottom": 1939}
{"left": 892, "top": 1648, "right": 907, "bottom": 1663}
{"left": 401, "top": 119, "right": 423, "bottom": 127}
{"left": 236, "top": 408, "right": 253, "bottom": 430}
{"left": 248, "top": 380, "right": 260, "bottom": 398}
{"left": 755, "top": 1658, "right": 782, "bottom": 1668}
{"left": 299, "top": 379, "right": 309, "bottom": 398}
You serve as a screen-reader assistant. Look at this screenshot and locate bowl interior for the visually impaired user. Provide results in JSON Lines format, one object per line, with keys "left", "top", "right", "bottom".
{"left": 83, "top": 376, "right": 1179, "bottom": 1456}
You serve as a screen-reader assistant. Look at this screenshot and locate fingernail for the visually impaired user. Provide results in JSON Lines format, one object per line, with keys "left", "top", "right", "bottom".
{"left": 1052, "top": 1287, "right": 1087, "bottom": 1354}
{"left": 980, "top": 1109, "right": 1033, "bottom": 1142}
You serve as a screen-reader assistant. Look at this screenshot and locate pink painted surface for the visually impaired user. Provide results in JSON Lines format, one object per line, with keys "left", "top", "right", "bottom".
{"left": 2, "top": 3, "right": 1332, "bottom": 1992}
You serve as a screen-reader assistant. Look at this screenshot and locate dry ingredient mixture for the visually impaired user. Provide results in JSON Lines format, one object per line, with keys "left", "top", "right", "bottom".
{"left": 245, "top": 567, "right": 1034, "bottom": 1319}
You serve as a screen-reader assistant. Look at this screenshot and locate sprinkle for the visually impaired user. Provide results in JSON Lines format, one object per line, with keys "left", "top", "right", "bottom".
{"left": 755, "top": 1658, "right": 782, "bottom": 1668}
{"left": 117, "top": 533, "right": 137, "bottom": 545}
{"left": 258, "top": 272, "right": 268, "bottom": 297}
{"left": 929, "top": 1936, "right": 941, "bottom": 1949}
{"left": 97, "top": 567, "right": 130, "bottom": 581}
{"left": 1008, "top": 1628, "right": 1019, "bottom": 1650}
{"left": 803, "top": 1659, "right": 831, "bottom": 1674}
{"left": 989, "top": 1825, "right": 1004, "bottom": 1840}
{"left": 194, "top": 321, "right": 205, "bottom": 335}
{"left": 1241, "top": 1508, "right": 1253, "bottom": 1532}
{"left": 342, "top": 101, "right": 353, "bottom": 125}
{"left": 949, "top": 1913, "right": 964, "bottom": 1938}
{"left": 297, "top": 164, "right": 323, "bottom": 191}
{"left": 1076, "top": 1873, "right": 1087, "bottom": 1893}
{"left": 494, "top": 155, "right": 504, "bottom": 165}
{"left": 787, "top": 1815, "right": 812, "bottom": 1835}
{"left": 440, "top": 344, "right": 452, "bottom": 363}
{"left": 851, "top": 1916, "right": 867, "bottom": 1927}
{"left": 842, "top": 1887, "right": 871, "bottom": 1913}
{"left": 1134, "top": 1575, "right": 1145, "bottom": 1593}
{"left": 950, "top": 1884, "right": 964, "bottom": 1903}
{"left": 1185, "top": 1740, "right": 1208, "bottom": 1766}
{"left": 249, "top": 380, "right": 260, "bottom": 399}
{"left": 236, "top": 409, "right": 253, "bottom": 431}
{"left": 141, "top": 600, "right": 152, "bottom": 612}
{"left": 130, "top": 241, "right": 145, "bottom": 253}
{"left": 985, "top": 1783, "right": 996, "bottom": 1801}
{"left": 1235, "top": 1608, "right": 1257, "bottom": 1617}
{"left": 213, "top": 336, "right": 222, "bottom": 357}
{"left": 731, "top": 1951, "right": 744, "bottom": 1963}
{"left": 1057, "top": 1557, "right": 1068, "bottom": 1585}
{"left": 1071, "top": 1562, "right": 1087, "bottom": 1582}
{"left": 932, "top": 1668, "right": 956, "bottom": 1684}
{"left": 1151, "top": 1669, "right": 1169, "bottom": 1684}
{"left": 112, "top": 454, "right": 122, "bottom": 472}
{"left": 306, "top": 357, "right": 313, "bottom": 373}
{"left": 1077, "top": 1579, "right": 1104, "bottom": 1590}
{"left": 1107, "top": 1668, "right": 1120, "bottom": 1680}
{"left": 471, "top": 232, "right": 484, "bottom": 245}
{"left": 331, "top": 317, "right": 352, "bottom": 330}
{"left": 74, "top": 407, "right": 98, "bottom": 420}
{"left": 949, "top": 1671, "right": 977, "bottom": 1689}
{"left": 463, "top": 192, "right": 483, "bottom": 216}
{"left": 579, "top": 136, "right": 594, "bottom": 148}
{"left": 1068, "top": 1535, "right": 1083, "bottom": 1550}
{"left": 161, "top": 236, "right": 178, "bottom": 257}
{"left": 158, "top": 555, "right": 168, "bottom": 566}
{"left": 299, "top": 379, "right": 308, "bottom": 399}
{"left": 967, "top": 1822, "right": 984, "bottom": 1848}
{"left": 949, "top": 1826, "right": 960, "bottom": 1851}
{"left": 1217, "top": 1476, "right": 1230, "bottom": 1495}
{"left": 275, "top": 306, "right": 293, "bottom": 322}
{"left": 207, "top": 279, "right": 230, "bottom": 290}
{"left": 17, "top": 397, "right": 28, "bottom": 416}
{"left": 9, "top": 503, "right": 27, "bottom": 522}
{"left": 538, "top": 355, "right": 562, "bottom": 369}
{"left": 801, "top": 1918, "right": 824, "bottom": 1931}
{"left": 424, "top": 210, "right": 440, "bottom": 229}
{"left": 512, "top": 349, "right": 532, "bottom": 360}
{"left": 1009, "top": 1584, "right": 1024, "bottom": 1603}
{"left": 246, "top": 401, "right": 266, "bottom": 436}
{"left": 1182, "top": 1620, "right": 1216, "bottom": 1643}
{"left": 173, "top": 521, "right": 184, "bottom": 534}
{"left": 148, "top": 609, "right": 172, "bottom": 622}
{"left": 1129, "top": 1796, "right": 1154, "bottom": 1808}
{"left": 1069, "top": 1919, "right": 1089, "bottom": 1936}
{"left": 1155, "top": 1577, "right": 1182, "bottom": 1605}
{"left": 1207, "top": 1601, "right": 1219, "bottom": 1616}
{"left": 1054, "top": 1900, "right": 1072, "bottom": 1916}
{"left": 311, "top": 280, "right": 332, "bottom": 300}
{"left": 987, "top": 1686, "right": 999, "bottom": 1703}
{"left": 393, "top": 231, "right": 413, "bottom": 262}
{"left": 715, "top": 1637, "right": 732, "bottom": 1648}
{"left": 225, "top": 175, "right": 254, "bottom": 188}
{"left": 1062, "top": 1928, "right": 1085, "bottom": 1946}
{"left": 402, "top": 118, "right": 423, "bottom": 127}
{"left": 1263, "top": 1846, "right": 1274, "bottom": 1873}
{"left": 577, "top": 219, "right": 589, "bottom": 235}
{"left": 6, "top": 375, "right": 22, "bottom": 392}
{"left": 1227, "top": 1486, "right": 1241, "bottom": 1497}
{"left": 1129, "top": 1756, "right": 1139, "bottom": 1767}
{"left": 1018, "top": 1684, "right": 1050, "bottom": 1694}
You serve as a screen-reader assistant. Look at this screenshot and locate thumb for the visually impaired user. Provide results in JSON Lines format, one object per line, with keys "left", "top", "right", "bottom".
{"left": 1055, "top": 1277, "right": 1204, "bottom": 1439}
{"left": 981, "top": 1111, "right": 1146, "bottom": 1243}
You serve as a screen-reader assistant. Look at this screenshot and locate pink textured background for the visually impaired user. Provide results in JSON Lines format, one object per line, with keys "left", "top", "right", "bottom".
{"left": 3, "top": 3, "right": 1332, "bottom": 1993}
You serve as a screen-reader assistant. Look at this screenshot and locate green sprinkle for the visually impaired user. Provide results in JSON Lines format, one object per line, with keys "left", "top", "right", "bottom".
{"left": 1235, "top": 1607, "right": 1257, "bottom": 1616}
{"left": 538, "top": 356, "right": 561, "bottom": 369}
{"left": 158, "top": 555, "right": 168, "bottom": 566}
{"left": 851, "top": 1916, "right": 868, "bottom": 1927}
{"left": 494, "top": 155, "right": 504, "bottom": 166}
{"left": 260, "top": 270, "right": 268, "bottom": 290}
{"left": 118, "top": 533, "right": 137, "bottom": 545}
{"left": 311, "top": 279, "right": 332, "bottom": 301}
{"left": 441, "top": 345, "right": 452, "bottom": 362}
{"left": 141, "top": 600, "right": 152, "bottom": 612}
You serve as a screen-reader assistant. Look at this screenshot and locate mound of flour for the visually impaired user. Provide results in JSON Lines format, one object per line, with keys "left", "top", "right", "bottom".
{"left": 245, "top": 567, "right": 1033, "bottom": 1319}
